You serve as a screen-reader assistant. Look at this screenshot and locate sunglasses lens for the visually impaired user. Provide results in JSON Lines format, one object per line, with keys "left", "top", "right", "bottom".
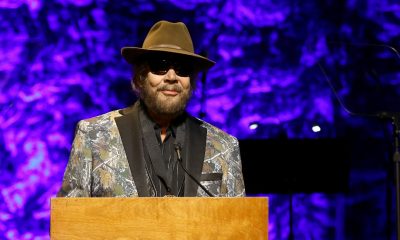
{"left": 173, "top": 64, "right": 192, "bottom": 77}
{"left": 148, "top": 58, "right": 193, "bottom": 77}
{"left": 149, "top": 59, "right": 169, "bottom": 75}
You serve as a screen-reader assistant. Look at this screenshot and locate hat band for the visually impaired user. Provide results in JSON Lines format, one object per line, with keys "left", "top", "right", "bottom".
{"left": 148, "top": 44, "right": 192, "bottom": 53}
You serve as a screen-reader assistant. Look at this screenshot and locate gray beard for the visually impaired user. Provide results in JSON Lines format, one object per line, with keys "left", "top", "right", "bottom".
{"left": 140, "top": 82, "right": 192, "bottom": 118}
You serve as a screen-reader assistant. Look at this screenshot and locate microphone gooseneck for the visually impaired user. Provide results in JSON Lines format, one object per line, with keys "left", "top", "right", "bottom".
{"left": 174, "top": 143, "right": 215, "bottom": 197}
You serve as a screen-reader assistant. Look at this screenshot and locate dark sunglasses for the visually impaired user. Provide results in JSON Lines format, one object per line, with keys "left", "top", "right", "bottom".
{"left": 148, "top": 58, "right": 194, "bottom": 77}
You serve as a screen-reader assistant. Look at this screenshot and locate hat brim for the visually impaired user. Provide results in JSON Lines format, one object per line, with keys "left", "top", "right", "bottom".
{"left": 121, "top": 47, "right": 215, "bottom": 71}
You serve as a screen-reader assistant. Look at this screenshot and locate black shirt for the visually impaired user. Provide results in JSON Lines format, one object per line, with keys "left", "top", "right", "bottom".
{"left": 139, "top": 104, "right": 186, "bottom": 196}
{"left": 154, "top": 124, "right": 177, "bottom": 189}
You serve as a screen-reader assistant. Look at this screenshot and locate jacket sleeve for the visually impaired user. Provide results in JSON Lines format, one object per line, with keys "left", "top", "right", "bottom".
{"left": 224, "top": 137, "right": 246, "bottom": 197}
{"left": 57, "top": 121, "right": 93, "bottom": 197}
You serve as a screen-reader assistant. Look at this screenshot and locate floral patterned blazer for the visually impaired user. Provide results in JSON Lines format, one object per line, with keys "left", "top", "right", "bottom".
{"left": 58, "top": 102, "right": 245, "bottom": 197}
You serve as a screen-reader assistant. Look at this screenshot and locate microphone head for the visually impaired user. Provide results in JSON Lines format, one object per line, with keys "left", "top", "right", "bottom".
{"left": 174, "top": 143, "right": 182, "bottom": 161}
{"left": 174, "top": 143, "right": 182, "bottom": 150}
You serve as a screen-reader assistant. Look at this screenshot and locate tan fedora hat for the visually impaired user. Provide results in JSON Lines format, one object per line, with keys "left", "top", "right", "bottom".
{"left": 121, "top": 20, "right": 215, "bottom": 71}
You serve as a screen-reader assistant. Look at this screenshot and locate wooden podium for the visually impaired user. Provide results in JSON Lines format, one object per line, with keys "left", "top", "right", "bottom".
{"left": 51, "top": 197, "right": 268, "bottom": 239}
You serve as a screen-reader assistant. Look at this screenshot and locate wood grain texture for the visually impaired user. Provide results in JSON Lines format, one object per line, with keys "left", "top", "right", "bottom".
{"left": 51, "top": 197, "right": 268, "bottom": 240}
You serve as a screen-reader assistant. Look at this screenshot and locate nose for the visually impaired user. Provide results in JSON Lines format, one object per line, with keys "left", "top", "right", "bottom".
{"left": 165, "top": 68, "right": 178, "bottom": 81}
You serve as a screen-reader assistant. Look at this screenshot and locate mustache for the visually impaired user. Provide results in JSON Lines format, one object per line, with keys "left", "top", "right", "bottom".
{"left": 157, "top": 84, "right": 183, "bottom": 92}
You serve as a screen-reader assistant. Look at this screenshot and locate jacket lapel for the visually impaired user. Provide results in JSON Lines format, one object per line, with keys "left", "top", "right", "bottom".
{"left": 183, "top": 117, "right": 207, "bottom": 196}
{"left": 115, "top": 103, "right": 150, "bottom": 197}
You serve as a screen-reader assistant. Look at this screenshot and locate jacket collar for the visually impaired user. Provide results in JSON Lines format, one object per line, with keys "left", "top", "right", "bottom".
{"left": 115, "top": 102, "right": 151, "bottom": 196}
{"left": 183, "top": 116, "right": 207, "bottom": 196}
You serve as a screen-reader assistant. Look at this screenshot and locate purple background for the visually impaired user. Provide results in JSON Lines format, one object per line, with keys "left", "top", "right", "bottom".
{"left": 1, "top": 0, "right": 399, "bottom": 239}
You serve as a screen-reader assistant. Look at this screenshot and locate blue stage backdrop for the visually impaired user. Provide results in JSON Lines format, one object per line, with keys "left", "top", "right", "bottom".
{"left": 0, "top": 0, "right": 399, "bottom": 239}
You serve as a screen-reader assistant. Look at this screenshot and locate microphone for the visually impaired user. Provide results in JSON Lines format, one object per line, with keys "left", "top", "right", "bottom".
{"left": 174, "top": 143, "right": 215, "bottom": 197}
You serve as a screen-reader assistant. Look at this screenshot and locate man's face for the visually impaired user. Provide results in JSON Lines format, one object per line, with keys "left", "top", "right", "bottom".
{"left": 139, "top": 56, "right": 193, "bottom": 117}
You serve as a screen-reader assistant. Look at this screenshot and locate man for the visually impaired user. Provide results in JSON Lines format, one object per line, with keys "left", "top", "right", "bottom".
{"left": 58, "top": 20, "right": 245, "bottom": 197}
